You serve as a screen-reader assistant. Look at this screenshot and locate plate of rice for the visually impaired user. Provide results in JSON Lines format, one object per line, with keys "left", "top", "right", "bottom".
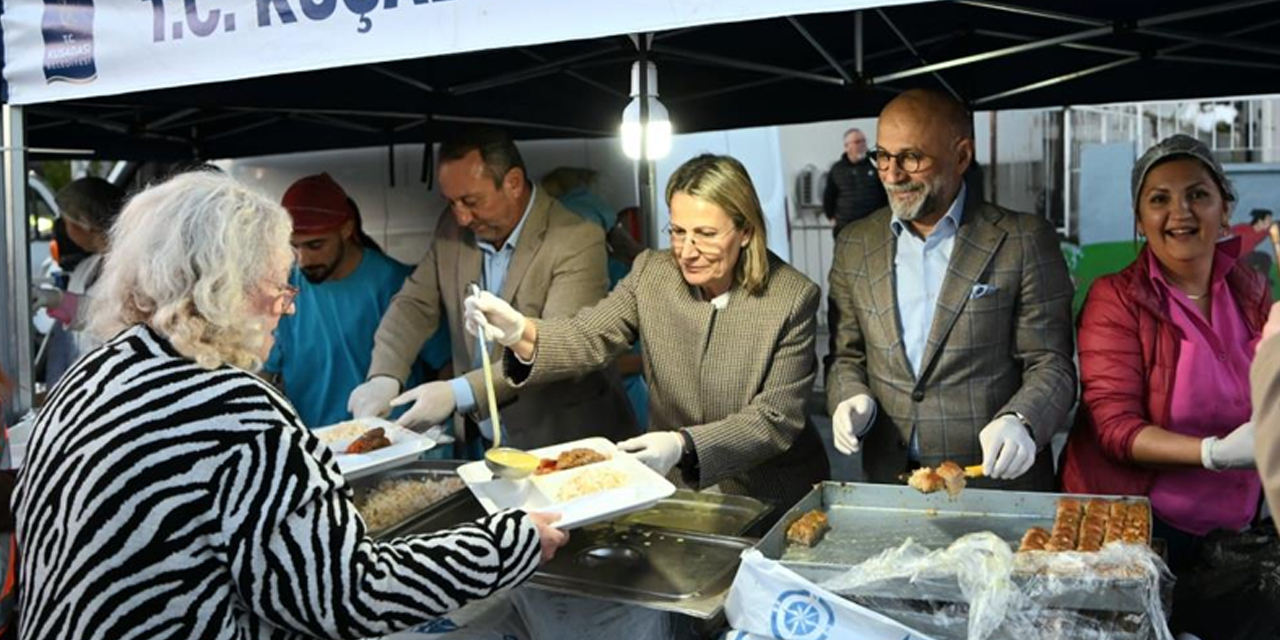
{"left": 456, "top": 437, "right": 677, "bottom": 530}
{"left": 312, "top": 417, "right": 439, "bottom": 479}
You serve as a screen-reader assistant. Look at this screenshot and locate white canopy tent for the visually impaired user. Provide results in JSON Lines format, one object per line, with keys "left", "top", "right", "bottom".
{"left": 4, "top": 0, "right": 1280, "bottom": 417}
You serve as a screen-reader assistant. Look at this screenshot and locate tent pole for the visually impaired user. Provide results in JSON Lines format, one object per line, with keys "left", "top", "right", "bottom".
{"left": 651, "top": 45, "right": 845, "bottom": 86}
{"left": 855, "top": 11, "right": 864, "bottom": 75}
{"left": 786, "top": 17, "right": 852, "bottom": 85}
{"left": 874, "top": 9, "right": 963, "bottom": 101}
{"left": 635, "top": 34, "right": 659, "bottom": 250}
{"left": 2, "top": 105, "right": 34, "bottom": 420}
{"left": 971, "top": 57, "right": 1138, "bottom": 106}
{"left": 1062, "top": 107, "right": 1073, "bottom": 240}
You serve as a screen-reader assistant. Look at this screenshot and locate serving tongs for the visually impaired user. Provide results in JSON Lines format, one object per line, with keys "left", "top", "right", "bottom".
{"left": 469, "top": 284, "right": 538, "bottom": 480}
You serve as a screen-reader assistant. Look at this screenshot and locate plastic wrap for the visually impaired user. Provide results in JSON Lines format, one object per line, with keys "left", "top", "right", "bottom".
{"left": 817, "top": 532, "right": 1174, "bottom": 640}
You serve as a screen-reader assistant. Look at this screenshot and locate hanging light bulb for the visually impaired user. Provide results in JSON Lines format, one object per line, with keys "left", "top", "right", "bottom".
{"left": 620, "top": 60, "right": 672, "bottom": 160}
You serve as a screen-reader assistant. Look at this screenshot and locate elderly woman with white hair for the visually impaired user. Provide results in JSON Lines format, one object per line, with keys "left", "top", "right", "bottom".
{"left": 14, "top": 171, "right": 566, "bottom": 640}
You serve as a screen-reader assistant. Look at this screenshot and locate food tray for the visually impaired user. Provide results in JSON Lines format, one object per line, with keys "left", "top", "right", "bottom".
{"left": 313, "top": 417, "right": 438, "bottom": 479}
{"left": 757, "top": 482, "right": 1159, "bottom": 614}
{"left": 347, "top": 459, "right": 466, "bottom": 537}
{"left": 611, "top": 489, "right": 773, "bottom": 537}
{"left": 456, "top": 437, "right": 676, "bottom": 530}
{"left": 372, "top": 485, "right": 750, "bottom": 619}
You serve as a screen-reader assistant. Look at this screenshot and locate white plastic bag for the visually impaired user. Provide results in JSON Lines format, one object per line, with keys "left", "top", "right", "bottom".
{"left": 725, "top": 549, "right": 937, "bottom": 640}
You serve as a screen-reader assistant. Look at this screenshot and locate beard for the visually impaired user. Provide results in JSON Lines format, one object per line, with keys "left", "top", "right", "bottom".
{"left": 884, "top": 175, "right": 946, "bottom": 222}
{"left": 300, "top": 243, "right": 345, "bottom": 283}
{"left": 300, "top": 265, "right": 333, "bottom": 284}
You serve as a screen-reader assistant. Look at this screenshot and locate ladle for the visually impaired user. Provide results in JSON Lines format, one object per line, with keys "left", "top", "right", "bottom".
{"left": 470, "top": 284, "right": 538, "bottom": 480}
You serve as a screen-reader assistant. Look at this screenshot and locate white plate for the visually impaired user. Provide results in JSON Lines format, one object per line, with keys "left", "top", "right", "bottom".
{"left": 456, "top": 437, "right": 677, "bottom": 530}
{"left": 313, "top": 417, "right": 437, "bottom": 479}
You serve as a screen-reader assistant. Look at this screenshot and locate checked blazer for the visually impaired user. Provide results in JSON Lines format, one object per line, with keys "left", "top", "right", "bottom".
{"left": 825, "top": 191, "right": 1076, "bottom": 490}
{"left": 504, "top": 250, "right": 829, "bottom": 511}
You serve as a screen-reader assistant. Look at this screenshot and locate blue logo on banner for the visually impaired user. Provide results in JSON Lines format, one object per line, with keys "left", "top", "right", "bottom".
{"left": 770, "top": 589, "right": 835, "bottom": 640}
{"left": 42, "top": 0, "right": 97, "bottom": 84}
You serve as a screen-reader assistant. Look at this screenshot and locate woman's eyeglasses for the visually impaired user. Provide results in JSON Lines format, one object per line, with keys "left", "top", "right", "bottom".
{"left": 664, "top": 224, "right": 734, "bottom": 256}
{"left": 269, "top": 282, "right": 299, "bottom": 315}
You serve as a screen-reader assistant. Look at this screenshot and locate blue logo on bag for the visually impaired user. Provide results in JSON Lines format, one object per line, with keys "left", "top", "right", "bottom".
{"left": 42, "top": 0, "right": 97, "bottom": 84}
{"left": 770, "top": 589, "right": 835, "bottom": 640}
{"left": 411, "top": 618, "right": 460, "bottom": 633}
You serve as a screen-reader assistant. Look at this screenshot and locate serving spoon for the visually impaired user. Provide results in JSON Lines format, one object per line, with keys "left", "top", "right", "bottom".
{"left": 469, "top": 284, "right": 539, "bottom": 480}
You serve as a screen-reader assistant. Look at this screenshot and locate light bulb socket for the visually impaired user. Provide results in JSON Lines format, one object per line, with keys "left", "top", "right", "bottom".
{"left": 630, "top": 60, "right": 659, "bottom": 98}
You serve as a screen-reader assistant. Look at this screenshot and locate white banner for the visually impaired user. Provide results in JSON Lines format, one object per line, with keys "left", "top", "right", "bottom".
{"left": 1, "top": 0, "right": 926, "bottom": 106}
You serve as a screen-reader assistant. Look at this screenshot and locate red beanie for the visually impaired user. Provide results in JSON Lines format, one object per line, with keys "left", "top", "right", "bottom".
{"left": 281, "top": 173, "right": 354, "bottom": 234}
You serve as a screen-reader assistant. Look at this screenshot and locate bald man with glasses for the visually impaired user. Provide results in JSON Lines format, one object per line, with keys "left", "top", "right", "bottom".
{"left": 825, "top": 89, "right": 1076, "bottom": 491}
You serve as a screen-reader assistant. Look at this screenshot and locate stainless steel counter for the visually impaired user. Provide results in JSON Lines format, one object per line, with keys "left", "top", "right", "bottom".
{"left": 356, "top": 460, "right": 768, "bottom": 620}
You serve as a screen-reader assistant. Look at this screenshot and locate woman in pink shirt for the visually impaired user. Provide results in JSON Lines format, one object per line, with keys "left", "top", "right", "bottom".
{"left": 1061, "top": 135, "right": 1269, "bottom": 572}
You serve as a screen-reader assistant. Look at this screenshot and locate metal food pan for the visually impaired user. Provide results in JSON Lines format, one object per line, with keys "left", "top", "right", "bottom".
{"left": 378, "top": 487, "right": 754, "bottom": 619}
{"left": 349, "top": 459, "right": 468, "bottom": 538}
{"left": 757, "top": 482, "right": 1159, "bottom": 614}
{"left": 611, "top": 489, "right": 773, "bottom": 537}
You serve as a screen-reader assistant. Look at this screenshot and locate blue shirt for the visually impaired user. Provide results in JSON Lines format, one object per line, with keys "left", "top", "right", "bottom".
{"left": 891, "top": 184, "right": 967, "bottom": 377}
{"left": 892, "top": 185, "right": 966, "bottom": 458}
{"left": 557, "top": 187, "right": 617, "bottom": 233}
{"left": 448, "top": 187, "right": 538, "bottom": 438}
{"left": 265, "top": 249, "right": 451, "bottom": 427}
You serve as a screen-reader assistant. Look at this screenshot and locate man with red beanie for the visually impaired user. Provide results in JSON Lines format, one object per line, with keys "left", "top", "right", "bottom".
{"left": 264, "top": 173, "right": 450, "bottom": 427}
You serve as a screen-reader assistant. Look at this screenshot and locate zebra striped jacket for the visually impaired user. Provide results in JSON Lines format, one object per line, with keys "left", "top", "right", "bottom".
{"left": 15, "top": 324, "right": 540, "bottom": 640}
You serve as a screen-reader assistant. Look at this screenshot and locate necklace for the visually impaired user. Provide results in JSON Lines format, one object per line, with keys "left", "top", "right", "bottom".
{"left": 1184, "top": 291, "right": 1208, "bottom": 300}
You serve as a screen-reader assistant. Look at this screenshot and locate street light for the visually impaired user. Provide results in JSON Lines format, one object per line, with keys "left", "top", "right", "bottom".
{"left": 620, "top": 61, "right": 672, "bottom": 160}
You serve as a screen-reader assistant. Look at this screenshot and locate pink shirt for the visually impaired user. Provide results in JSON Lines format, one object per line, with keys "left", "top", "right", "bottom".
{"left": 1147, "top": 250, "right": 1261, "bottom": 535}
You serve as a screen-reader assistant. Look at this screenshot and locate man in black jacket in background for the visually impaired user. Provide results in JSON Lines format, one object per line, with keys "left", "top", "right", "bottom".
{"left": 823, "top": 127, "right": 888, "bottom": 238}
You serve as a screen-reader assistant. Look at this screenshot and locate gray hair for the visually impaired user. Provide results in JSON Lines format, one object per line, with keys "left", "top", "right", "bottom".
{"left": 90, "top": 172, "right": 293, "bottom": 370}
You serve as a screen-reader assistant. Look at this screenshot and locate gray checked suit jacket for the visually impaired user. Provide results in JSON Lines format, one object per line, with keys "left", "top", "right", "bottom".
{"left": 825, "top": 191, "right": 1076, "bottom": 490}
{"left": 505, "top": 250, "right": 829, "bottom": 511}
{"left": 368, "top": 188, "right": 635, "bottom": 449}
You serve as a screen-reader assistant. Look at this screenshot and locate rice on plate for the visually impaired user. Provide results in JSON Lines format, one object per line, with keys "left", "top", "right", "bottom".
{"left": 556, "top": 467, "right": 629, "bottom": 502}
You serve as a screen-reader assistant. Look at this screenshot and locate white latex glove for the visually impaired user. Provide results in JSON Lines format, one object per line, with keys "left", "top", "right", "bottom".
{"left": 618, "top": 432, "right": 684, "bottom": 476}
{"left": 1202, "top": 422, "right": 1256, "bottom": 470}
{"left": 464, "top": 291, "right": 527, "bottom": 347}
{"left": 391, "top": 381, "right": 457, "bottom": 430}
{"left": 979, "top": 414, "right": 1037, "bottom": 479}
{"left": 32, "top": 285, "right": 63, "bottom": 309}
{"left": 347, "top": 376, "right": 400, "bottom": 419}
{"left": 832, "top": 394, "right": 876, "bottom": 455}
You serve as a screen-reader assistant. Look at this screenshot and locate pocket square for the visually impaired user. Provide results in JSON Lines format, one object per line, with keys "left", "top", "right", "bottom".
{"left": 970, "top": 283, "right": 998, "bottom": 299}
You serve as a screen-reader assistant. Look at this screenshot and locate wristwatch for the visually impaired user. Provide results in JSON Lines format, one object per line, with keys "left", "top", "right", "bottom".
{"left": 1003, "top": 411, "right": 1035, "bottom": 438}
{"left": 677, "top": 429, "right": 699, "bottom": 471}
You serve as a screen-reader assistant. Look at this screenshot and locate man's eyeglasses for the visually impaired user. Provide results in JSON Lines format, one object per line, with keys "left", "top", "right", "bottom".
{"left": 869, "top": 148, "right": 932, "bottom": 174}
{"left": 664, "top": 224, "right": 733, "bottom": 256}
{"left": 269, "top": 282, "right": 299, "bottom": 315}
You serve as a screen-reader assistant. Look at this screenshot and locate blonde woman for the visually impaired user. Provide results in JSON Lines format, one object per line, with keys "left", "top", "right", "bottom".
{"left": 14, "top": 171, "right": 566, "bottom": 640}
{"left": 467, "top": 154, "right": 829, "bottom": 513}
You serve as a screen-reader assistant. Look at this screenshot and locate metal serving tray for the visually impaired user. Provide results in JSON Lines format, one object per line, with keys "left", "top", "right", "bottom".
{"left": 377, "top": 482, "right": 755, "bottom": 619}
{"left": 611, "top": 489, "right": 772, "bottom": 537}
{"left": 348, "top": 459, "right": 467, "bottom": 538}
{"left": 757, "top": 482, "right": 1160, "bottom": 615}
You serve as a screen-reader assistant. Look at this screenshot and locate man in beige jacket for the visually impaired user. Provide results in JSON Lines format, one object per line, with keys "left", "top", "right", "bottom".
{"left": 1251, "top": 301, "right": 1280, "bottom": 533}
{"left": 348, "top": 127, "right": 634, "bottom": 452}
